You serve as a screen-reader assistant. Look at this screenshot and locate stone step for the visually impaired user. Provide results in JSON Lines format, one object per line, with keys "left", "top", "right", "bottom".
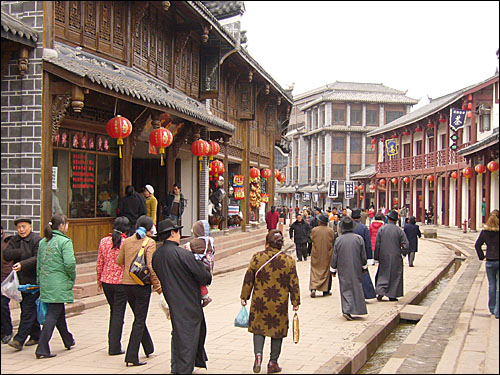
{"left": 75, "top": 271, "right": 97, "bottom": 285}
{"left": 73, "top": 281, "right": 104, "bottom": 300}
{"left": 214, "top": 238, "right": 267, "bottom": 261}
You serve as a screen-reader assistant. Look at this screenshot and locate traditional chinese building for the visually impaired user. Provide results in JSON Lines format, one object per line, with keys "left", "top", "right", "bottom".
{"left": 365, "top": 73, "right": 499, "bottom": 230}
{"left": 1, "top": 1, "right": 292, "bottom": 260}
{"left": 279, "top": 82, "right": 418, "bottom": 209}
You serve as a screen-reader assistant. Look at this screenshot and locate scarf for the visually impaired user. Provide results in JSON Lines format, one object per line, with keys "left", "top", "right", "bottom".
{"left": 190, "top": 220, "right": 214, "bottom": 255}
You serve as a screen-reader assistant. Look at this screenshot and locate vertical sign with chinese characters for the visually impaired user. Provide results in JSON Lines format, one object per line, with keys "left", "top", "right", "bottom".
{"left": 328, "top": 180, "right": 338, "bottom": 198}
{"left": 385, "top": 139, "right": 398, "bottom": 157}
{"left": 450, "top": 108, "right": 466, "bottom": 131}
{"left": 344, "top": 181, "right": 355, "bottom": 199}
{"left": 295, "top": 193, "right": 301, "bottom": 201}
{"left": 303, "top": 192, "right": 311, "bottom": 201}
{"left": 313, "top": 192, "right": 319, "bottom": 202}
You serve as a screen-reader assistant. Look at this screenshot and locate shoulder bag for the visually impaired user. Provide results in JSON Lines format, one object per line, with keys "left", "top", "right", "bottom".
{"left": 129, "top": 238, "right": 152, "bottom": 286}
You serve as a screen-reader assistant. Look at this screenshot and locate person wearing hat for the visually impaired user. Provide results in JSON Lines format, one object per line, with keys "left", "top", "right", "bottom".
{"left": 374, "top": 210, "right": 410, "bottom": 302}
{"left": 330, "top": 216, "right": 368, "bottom": 321}
{"left": 3, "top": 218, "right": 42, "bottom": 350}
{"left": 152, "top": 218, "right": 211, "bottom": 374}
{"left": 351, "top": 209, "right": 376, "bottom": 299}
{"left": 309, "top": 213, "right": 336, "bottom": 298}
{"left": 142, "top": 185, "right": 158, "bottom": 226}
{"left": 1, "top": 225, "right": 14, "bottom": 344}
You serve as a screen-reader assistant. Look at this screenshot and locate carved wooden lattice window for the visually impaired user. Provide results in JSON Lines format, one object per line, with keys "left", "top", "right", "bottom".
{"left": 237, "top": 81, "right": 253, "bottom": 119}
{"left": 83, "top": 1, "right": 96, "bottom": 36}
{"left": 113, "top": 6, "right": 123, "bottom": 47}
{"left": 99, "top": 2, "right": 111, "bottom": 42}
{"left": 69, "top": 1, "right": 81, "bottom": 30}
{"left": 200, "top": 48, "right": 220, "bottom": 99}
{"left": 149, "top": 11, "right": 157, "bottom": 75}
{"left": 55, "top": 1, "right": 65, "bottom": 23}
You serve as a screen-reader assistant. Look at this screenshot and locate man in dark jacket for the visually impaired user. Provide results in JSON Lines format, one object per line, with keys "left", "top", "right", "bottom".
{"left": 352, "top": 209, "right": 376, "bottom": 299}
{"left": 374, "top": 210, "right": 410, "bottom": 302}
{"left": 117, "top": 185, "right": 147, "bottom": 236}
{"left": 403, "top": 216, "right": 421, "bottom": 267}
{"left": 162, "top": 184, "right": 186, "bottom": 226}
{"left": 289, "top": 213, "right": 311, "bottom": 261}
{"left": 3, "top": 218, "right": 42, "bottom": 350}
{"left": 1, "top": 226, "right": 14, "bottom": 344}
{"left": 152, "top": 219, "right": 212, "bottom": 374}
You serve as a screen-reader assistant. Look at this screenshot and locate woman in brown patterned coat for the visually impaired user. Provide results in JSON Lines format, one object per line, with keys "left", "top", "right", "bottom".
{"left": 240, "top": 229, "right": 300, "bottom": 374}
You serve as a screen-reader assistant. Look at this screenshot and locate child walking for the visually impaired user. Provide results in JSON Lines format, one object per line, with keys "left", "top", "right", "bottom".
{"left": 184, "top": 220, "right": 215, "bottom": 307}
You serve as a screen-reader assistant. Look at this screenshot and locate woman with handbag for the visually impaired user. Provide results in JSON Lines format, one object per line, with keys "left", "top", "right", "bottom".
{"left": 35, "top": 214, "right": 76, "bottom": 359}
{"left": 116, "top": 215, "right": 162, "bottom": 366}
{"left": 240, "top": 229, "right": 300, "bottom": 374}
{"left": 96, "top": 216, "right": 130, "bottom": 355}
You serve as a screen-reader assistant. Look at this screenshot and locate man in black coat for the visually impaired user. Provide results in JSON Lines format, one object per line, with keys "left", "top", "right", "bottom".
{"left": 3, "top": 218, "right": 42, "bottom": 350}
{"left": 403, "top": 216, "right": 421, "bottom": 267}
{"left": 351, "top": 209, "right": 376, "bottom": 299}
{"left": 152, "top": 219, "right": 212, "bottom": 374}
{"left": 117, "top": 185, "right": 147, "bottom": 236}
{"left": 289, "top": 213, "right": 311, "bottom": 261}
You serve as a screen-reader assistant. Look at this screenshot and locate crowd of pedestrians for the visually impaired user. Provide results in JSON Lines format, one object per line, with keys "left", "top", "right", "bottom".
{"left": 1, "top": 193, "right": 498, "bottom": 373}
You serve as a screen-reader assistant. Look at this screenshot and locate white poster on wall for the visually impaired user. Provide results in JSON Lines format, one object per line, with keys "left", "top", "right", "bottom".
{"left": 52, "top": 167, "right": 58, "bottom": 190}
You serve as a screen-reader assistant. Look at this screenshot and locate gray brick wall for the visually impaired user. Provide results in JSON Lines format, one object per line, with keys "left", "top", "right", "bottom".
{"left": 1, "top": 1, "right": 43, "bottom": 234}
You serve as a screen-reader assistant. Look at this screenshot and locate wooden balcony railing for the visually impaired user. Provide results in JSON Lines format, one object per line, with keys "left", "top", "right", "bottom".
{"left": 375, "top": 143, "right": 470, "bottom": 174}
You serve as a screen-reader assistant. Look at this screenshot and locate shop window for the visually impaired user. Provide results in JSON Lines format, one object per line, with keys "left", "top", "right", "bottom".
{"left": 479, "top": 113, "right": 491, "bottom": 132}
{"left": 52, "top": 128, "right": 119, "bottom": 219}
{"left": 366, "top": 110, "right": 378, "bottom": 126}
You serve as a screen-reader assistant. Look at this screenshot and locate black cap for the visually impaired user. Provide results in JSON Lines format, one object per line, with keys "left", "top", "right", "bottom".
{"left": 156, "top": 218, "right": 183, "bottom": 236}
{"left": 387, "top": 210, "right": 399, "bottom": 221}
{"left": 14, "top": 217, "right": 32, "bottom": 226}
{"left": 351, "top": 209, "right": 361, "bottom": 219}
{"left": 340, "top": 216, "right": 354, "bottom": 231}
{"left": 317, "top": 213, "right": 329, "bottom": 224}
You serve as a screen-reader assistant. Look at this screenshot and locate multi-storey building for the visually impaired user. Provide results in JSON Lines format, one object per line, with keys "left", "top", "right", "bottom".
{"left": 363, "top": 72, "right": 499, "bottom": 230}
{"left": 1, "top": 1, "right": 292, "bottom": 260}
{"left": 279, "top": 82, "right": 418, "bottom": 209}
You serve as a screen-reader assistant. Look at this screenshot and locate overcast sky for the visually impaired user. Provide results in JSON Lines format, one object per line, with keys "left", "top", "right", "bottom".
{"left": 240, "top": 1, "right": 499, "bottom": 108}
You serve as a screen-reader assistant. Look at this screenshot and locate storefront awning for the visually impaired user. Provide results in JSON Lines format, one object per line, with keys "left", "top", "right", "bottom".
{"left": 458, "top": 127, "right": 499, "bottom": 157}
{"left": 276, "top": 186, "right": 296, "bottom": 193}
{"left": 42, "top": 42, "right": 235, "bottom": 135}
{"left": 350, "top": 165, "right": 377, "bottom": 180}
{"left": 297, "top": 184, "right": 318, "bottom": 192}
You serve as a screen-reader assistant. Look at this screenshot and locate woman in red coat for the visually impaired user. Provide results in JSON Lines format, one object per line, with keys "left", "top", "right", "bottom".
{"left": 369, "top": 213, "right": 385, "bottom": 251}
{"left": 265, "top": 206, "right": 280, "bottom": 231}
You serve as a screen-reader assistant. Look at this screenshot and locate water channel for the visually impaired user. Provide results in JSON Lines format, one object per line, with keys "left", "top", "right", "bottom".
{"left": 357, "top": 259, "right": 463, "bottom": 374}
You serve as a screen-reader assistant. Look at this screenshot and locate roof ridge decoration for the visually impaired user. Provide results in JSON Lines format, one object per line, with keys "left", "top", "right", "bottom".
{"left": 43, "top": 42, "right": 235, "bottom": 134}
{"left": 1, "top": 9, "right": 39, "bottom": 47}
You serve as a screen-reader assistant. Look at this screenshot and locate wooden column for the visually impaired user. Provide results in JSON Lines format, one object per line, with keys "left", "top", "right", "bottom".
{"left": 409, "top": 176, "right": 414, "bottom": 217}
{"left": 374, "top": 182, "right": 378, "bottom": 212}
{"left": 421, "top": 175, "right": 425, "bottom": 223}
{"left": 457, "top": 169, "right": 462, "bottom": 228}
{"left": 41, "top": 72, "right": 53, "bottom": 234}
{"left": 222, "top": 138, "right": 229, "bottom": 233}
{"left": 470, "top": 165, "right": 477, "bottom": 231}
{"left": 241, "top": 122, "right": 250, "bottom": 231}
{"left": 433, "top": 174, "right": 438, "bottom": 224}
{"left": 385, "top": 179, "right": 390, "bottom": 209}
{"left": 485, "top": 167, "right": 491, "bottom": 220}
{"left": 444, "top": 173, "right": 450, "bottom": 226}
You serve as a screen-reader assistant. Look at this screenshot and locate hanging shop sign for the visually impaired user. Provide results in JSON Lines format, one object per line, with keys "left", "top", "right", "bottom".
{"left": 52, "top": 167, "right": 58, "bottom": 190}
{"left": 313, "top": 192, "right": 319, "bottom": 202}
{"left": 233, "top": 175, "right": 245, "bottom": 200}
{"left": 328, "top": 180, "right": 338, "bottom": 198}
{"left": 344, "top": 181, "right": 355, "bottom": 199}
{"left": 303, "top": 192, "right": 311, "bottom": 201}
{"left": 385, "top": 139, "right": 398, "bottom": 157}
{"left": 450, "top": 108, "right": 467, "bottom": 131}
{"left": 295, "top": 193, "right": 301, "bottom": 201}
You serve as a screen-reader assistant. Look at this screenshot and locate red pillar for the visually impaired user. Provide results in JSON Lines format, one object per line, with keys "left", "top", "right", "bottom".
{"left": 470, "top": 167, "right": 477, "bottom": 231}
{"left": 444, "top": 174, "right": 450, "bottom": 226}
{"left": 485, "top": 167, "right": 491, "bottom": 220}
{"left": 421, "top": 175, "right": 426, "bottom": 223}
{"left": 457, "top": 170, "right": 462, "bottom": 228}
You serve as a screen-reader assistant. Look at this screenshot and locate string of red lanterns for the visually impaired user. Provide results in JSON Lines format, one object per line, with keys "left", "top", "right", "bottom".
{"left": 261, "top": 168, "right": 272, "bottom": 179}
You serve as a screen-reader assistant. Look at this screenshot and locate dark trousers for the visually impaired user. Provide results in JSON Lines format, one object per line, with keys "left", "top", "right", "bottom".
{"left": 307, "top": 241, "right": 312, "bottom": 256}
{"left": 408, "top": 252, "right": 416, "bottom": 266}
{"left": 35, "top": 303, "right": 73, "bottom": 356}
{"left": 295, "top": 243, "right": 308, "bottom": 260}
{"left": 123, "top": 284, "right": 154, "bottom": 363}
{"left": 102, "top": 283, "right": 127, "bottom": 354}
{"left": 14, "top": 291, "right": 40, "bottom": 344}
{"left": 1, "top": 295, "right": 13, "bottom": 336}
{"left": 253, "top": 334, "right": 283, "bottom": 362}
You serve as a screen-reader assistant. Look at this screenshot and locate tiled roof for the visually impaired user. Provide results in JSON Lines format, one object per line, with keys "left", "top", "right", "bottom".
{"left": 300, "top": 81, "right": 419, "bottom": 111}
{"left": 201, "top": 1, "right": 245, "bottom": 20}
{"left": 458, "top": 127, "right": 499, "bottom": 156}
{"left": 367, "top": 74, "right": 500, "bottom": 137}
{"left": 1, "top": 9, "right": 39, "bottom": 47}
{"left": 350, "top": 165, "right": 377, "bottom": 179}
{"left": 43, "top": 42, "right": 235, "bottom": 134}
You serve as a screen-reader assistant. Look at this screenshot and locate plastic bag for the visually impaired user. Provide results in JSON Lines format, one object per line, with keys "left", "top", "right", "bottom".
{"left": 36, "top": 297, "right": 48, "bottom": 325}
{"left": 1, "top": 270, "right": 22, "bottom": 302}
{"left": 293, "top": 312, "right": 299, "bottom": 344}
{"left": 234, "top": 305, "right": 249, "bottom": 328}
{"left": 159, "top": 294, "right": 170, "bottom": 320}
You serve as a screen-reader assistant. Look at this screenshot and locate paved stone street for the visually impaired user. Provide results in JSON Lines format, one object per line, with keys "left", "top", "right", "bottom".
{"left": 1, "top": 225, "right": 498, "bottom": 374}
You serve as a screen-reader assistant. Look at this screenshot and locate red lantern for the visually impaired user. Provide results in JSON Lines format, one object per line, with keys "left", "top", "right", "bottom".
{"left": 427, "top": 175, "right": 434, "bottom": 183}
{"left": 210, "top": 160, "right": 224, "bottom": 178}
{"left": 261, "top": 168, "right": 272, "bottom": 179}
{"left": 106, "top": 115, "right": 133, "bottom": 158}
{"left": 391, "top": 177, "right": 398, "bottom": 185}
{"left": 475, "top": 164, "right": 486, "bottom": 175}
{"left": 192, "top": 139, "right": 210, "bottom": 171}
{"left": 467, "top": 111, "right": 472, "bottom": 118}
{"left": 451, "top": 171, "right": 458, "bottom": 180}
{"left": 439, "top": 114, "right": 447, "bottom": 123}
{"left": 277, "top": 173, "right": 286, "bottom": 183}
{"left": 369, "top": 184, "right": 376, "bottom": 191}
{"left": 487, "top": 161, "right": 499, "bottom": 173}
{"left": 357, "top": 185, "right": 364, "bottom": 191}
{"left": 415, "top": 126, "right": 422, "bottom": 132}
{"left": 403, "top": 130, "right": 410, "bottom": 136}
{"left": 462, "top": 167, "right": 473, "bottom": 182}
{"left": 149, "top": 127, "right": 173, "bottom": 166}
{"left": 250, "top": 167, "right": 260, "bottom": 179}
{"left": 371, "top": 138, "right": 376, "bottom": 144}
{"left": 403, "top": 176, "right": 410, "bottom": 185}
{"left": 379, "top": 178, "right": 386, "bottom": 186}
{"left": 391, "top": 133, "right": 398, "bottom": 139}
{"left": 208, "top": 140, "right": 220, "bottom": 160}
{"left": 427, "top": 120, "right": 434, "bottom": 129}
{"left": 467, "top": 102, "right": 472, "bottom": 110}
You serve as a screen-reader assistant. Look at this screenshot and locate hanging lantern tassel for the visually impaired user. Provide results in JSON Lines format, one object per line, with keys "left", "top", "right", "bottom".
{"left": 160, "top": 147, "right": 165, "bottom": 166}
{"left": 117, "top": 138, "right": 123, "bottom": 158}
{"left": 199, "top": 156, "right": 203, "bottom": 172}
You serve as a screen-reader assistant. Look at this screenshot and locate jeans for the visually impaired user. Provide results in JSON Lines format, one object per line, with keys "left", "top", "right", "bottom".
{"left": 485, "top": 261, "right": 499, "bottom": 318}
{"left": 1, "top": 295, "right": 12, "bottom": 337}
{"left": 102, "top": 283, "right": 127, "bottom": 354}
{"left": 253, "top": 334, "right": 283, "bottom": 362}
{"left": 35, "top": 303, "right": 73, "bottom": 356}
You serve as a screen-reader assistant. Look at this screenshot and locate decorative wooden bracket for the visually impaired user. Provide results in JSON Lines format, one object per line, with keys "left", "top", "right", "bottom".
{"left": 17, "top": 47, "right": 29, "bottom": 76}
{"left": 201, "top": 24, "right": 211, "bottom": 43}
{"left": 51, "top": 94, "right": 71, "bottom": 141}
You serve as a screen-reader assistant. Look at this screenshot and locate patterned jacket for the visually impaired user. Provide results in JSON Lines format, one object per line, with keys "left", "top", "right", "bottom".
{"left": 240, "top": 247, "right": 300, "bottom": 339}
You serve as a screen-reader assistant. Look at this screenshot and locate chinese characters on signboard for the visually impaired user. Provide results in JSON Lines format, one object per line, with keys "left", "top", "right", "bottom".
{"left": 344, "top": 181, "right": 355, "bottom": 199}
{"left": 328, "top": 180, "right": 338, "bottom": 198}
{"left": 233, "top": 175, "right": 245, "bottom": 200}
{"left": 450, "top": 108, "right": 466, "bottom": 131}
{"left": 71, "top": 153, "right": 95, "bottom": 190}
{"left": 313, "top": 192, "right": 319, "bottom": 202}
{"left": 295, "top": 193, "right": 301, "bottom": 201}
{"left": 303, "top": 192, "right": 311, "bottom": 201}
{"left": 385, "top": 139, "right": 398, "bottom": 157}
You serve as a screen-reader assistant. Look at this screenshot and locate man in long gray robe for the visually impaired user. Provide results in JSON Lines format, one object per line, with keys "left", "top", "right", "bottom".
{"left": 374, "top": 210, "right": 410, "bottom": 301}
{"left": 330, "top": 216, "right": 368, "bottom": 320}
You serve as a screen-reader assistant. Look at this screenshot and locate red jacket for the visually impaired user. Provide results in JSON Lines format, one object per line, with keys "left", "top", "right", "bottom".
{"left": 369, "top": 220, "right": 385, "bottom": 251}
{"left": 266, "top": 210, "right": 280, "bottom": 230}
